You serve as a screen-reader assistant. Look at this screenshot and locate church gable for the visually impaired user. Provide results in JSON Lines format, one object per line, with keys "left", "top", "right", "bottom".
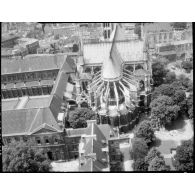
{"left": 30, "top": 123, "right": 62, "bottom": 135}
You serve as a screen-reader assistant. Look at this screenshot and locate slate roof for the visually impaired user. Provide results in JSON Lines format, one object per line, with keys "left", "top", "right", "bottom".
{"left": 143, "top": 23, "right": 173, "bottom": 33}
{"left": 1, "top": 54, "right": 69, "bottom": 75}
{"left": 2, "top": 106, "right": 63, "bottom": 136}
{"left": 79, "top": 122, "right": 111, "bottom": 172}
{"left": 2, "top": 53, "right": 76, "bottom": 138}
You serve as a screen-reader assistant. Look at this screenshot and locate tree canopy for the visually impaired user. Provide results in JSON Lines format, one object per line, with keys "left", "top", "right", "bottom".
{"left": 173, "top": 140, "right": 193, "bottom": 172}
{"left": 150, "top": 95, "right": 180, "bottom": 127}
{"left": 135, "top": 120, "right": 156, "bottom": 146}
{"left": 131, "top": 138, "right": 149, "bottom": 160}
{"left": 148, "top": 156, "right": 170, "bottom": 171}
{"left": 164, "top": 72, "right": 176, "bottom": 84}
{"left": 3, "top": 141, "right": 51, "bottom": 172}
{"left": 152, "top": 57, "right": 169, "bottom": 87}
{"left": 68, "top": 108, "right": 96, "bottom": 129}
{"left": 182, "top": 61, "right": 193, "bottom": 73}
{"left": 145, "top": 148, "right": 161, "bottom": 164}
{"left": 151, "top": 82, "right": 187, "bottom": 116}
{"left": 132, "top": 158, "right": 148, "bottom": 172}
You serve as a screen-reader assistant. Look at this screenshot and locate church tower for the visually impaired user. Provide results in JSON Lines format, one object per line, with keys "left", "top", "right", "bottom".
{"left": 102, "top": 23, "right": 115, "bottom": 41}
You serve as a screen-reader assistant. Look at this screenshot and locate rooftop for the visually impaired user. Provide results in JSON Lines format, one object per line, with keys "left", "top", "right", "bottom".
{"left": 1, "top": 54, "right": 74, "bottom": 75}
{"left": 143, "top": 23, "right": 173, "bottom": 33}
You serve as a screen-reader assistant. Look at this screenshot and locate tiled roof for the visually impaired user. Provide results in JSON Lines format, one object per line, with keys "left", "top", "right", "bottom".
{"left": 25, "top": 96, "right": 50, "bottom": 109}
{"left": 40, "top": 79, "right": 54, "bottom": 86}
{"left": 2, "top": 99, "right": 20, "bottom": 111}
{"left": 6, "top": 83, "right": 15, "bottom": 89}
{"left": 1, "top": 54, "right": 67, "bottom": 75}
{"left": 79, "top": 122, "right": 111, "bottom": 172}
{"left": 1, "top": 34, "right": 20, "bottom": 42}
{"left": 96, "top": 124, "right": 113, "bottom": 140}
{"left": 66, "top": 128, "right": 92, "bottom": 137}
{"left": 2, "top": 106, "right": 62, "bottom": 136}
{"left": 15, "top": 82, "right": 25, "bottom": 88}
{"left": 143, "top": 23, "right": 173, "bottom": 33}
{"left": 83, "top": 40, "right": 145, "bottom": 65}
{"left": 79, "top": 159, "right": 93, "bottom": 172}
{"left": 2, "top": 108, "right": 39, "bottom": 135}
{"left": 25, "top": 81, "right": 40, "bottom": 87}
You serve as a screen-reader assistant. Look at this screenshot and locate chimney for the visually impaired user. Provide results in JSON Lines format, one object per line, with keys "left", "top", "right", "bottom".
{"left": 86, "top": 120, "right": 97, "bottom": 128}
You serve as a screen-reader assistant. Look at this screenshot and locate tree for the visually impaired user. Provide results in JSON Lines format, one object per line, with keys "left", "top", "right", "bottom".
{"left": 172, "top": 90, "right": 187, "bottom": 114}
{"left": 148, "top": 156, "right": 171, "bottom": 171}
{"left": 131, "top": 138, "right": 149, "bottom": 160}
{"left": 187, "top": 94, "right": 193, "bottom": 119}
{"left": 152, "top": 84, "right": 175, "bottom": 101}
{"left": 72, "top": 44, "right": 79, "bottom": 52}
{"left": 152, "top": 59, "right": 169, "bottom": 87}
{"left": 182, "top": 61, "right": 193, "bottom": 73}
{"left": 68, "top": 108, "right": 96, "bottom": 129}
{"left": 145, "top": 148, "right": 161, "bottom": 164}
{"left": 150, "top": 95, "right": 180, "bottom": 127}
{"left": 173, "top": 140, "right": 193, "bottom": 172}
{"left": 188, "top": 107, "right": 193, "bottom": 119}
{"left": 132, "top": 158, "right": 148, "bottom": 171}
{"left": 3, "top": 141, "right": 51, "bottom": 172}
{"left": 164, "top": 72, "right": 176, "bottom": 84}
{"left": 177, "top": 74, "right": 190, "bottom": 90}
{"left": 135, "top": 120, "right": 156, "bottom": 146}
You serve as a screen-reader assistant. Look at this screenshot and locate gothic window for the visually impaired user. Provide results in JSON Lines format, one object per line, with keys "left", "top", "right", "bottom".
{"left": 108, "top": 30, "right": 110, "bottom": 38}
{"left": 104, "top": 30, "right": 107, "bottom": 39}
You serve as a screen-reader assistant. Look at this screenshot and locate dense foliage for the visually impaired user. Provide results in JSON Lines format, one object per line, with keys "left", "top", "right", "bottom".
{"left": 164, "top": 72, "right": 176, "bottom": 84}
{"left": 151, "top": 82, "right": 187, "bottom": 116}
{"left": 131, "top": 138, "right": 149, "bottom": 160}
{"left": 173, "top": 140, "right": 193, "bottom": 171}
{"left": 68, "top": 108, "right": 96, "bottom": 128}
{"left": 152, "top": 58, "right": 169, "bottom": 87}
{"left": 145, "top": 148, "right": 161, "bottom": 164}
{"left": 148, "top": 156, "right": 171, "bottom": 171}
{"left": 132, "top": 158, "right": 148, "bottom": 171}
{"left": 150, "top": 95, "right": 180, "bottom": 127}
{"left": 182, "top": 61, "right": 193, "bottom": 73}
{"left": 3, "top": 141, "right": 51, "bottom": 172}
{"left": 135, "top": 120, "right": 156, "bottom": 146}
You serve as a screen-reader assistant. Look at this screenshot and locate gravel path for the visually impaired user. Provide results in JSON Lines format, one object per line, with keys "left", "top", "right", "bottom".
{"left": 155, "top": 118, "right": 193, "bottom": 144}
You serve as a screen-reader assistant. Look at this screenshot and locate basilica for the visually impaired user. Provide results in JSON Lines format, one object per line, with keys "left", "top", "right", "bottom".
{"left": 76, "top": 23, "right": 153, "bottom": 133}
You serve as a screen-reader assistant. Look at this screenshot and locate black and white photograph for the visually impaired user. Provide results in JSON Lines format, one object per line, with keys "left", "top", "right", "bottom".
{"left": 1, "top": 22, "right": 193, "bottom": 173}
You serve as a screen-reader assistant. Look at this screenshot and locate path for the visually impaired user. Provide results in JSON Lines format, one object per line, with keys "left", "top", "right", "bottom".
{"left": 119, "top": 143, "right": 133, "bottom": 171}
{"left": 155, "top": 118, "right": 193, "bottom": 145}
